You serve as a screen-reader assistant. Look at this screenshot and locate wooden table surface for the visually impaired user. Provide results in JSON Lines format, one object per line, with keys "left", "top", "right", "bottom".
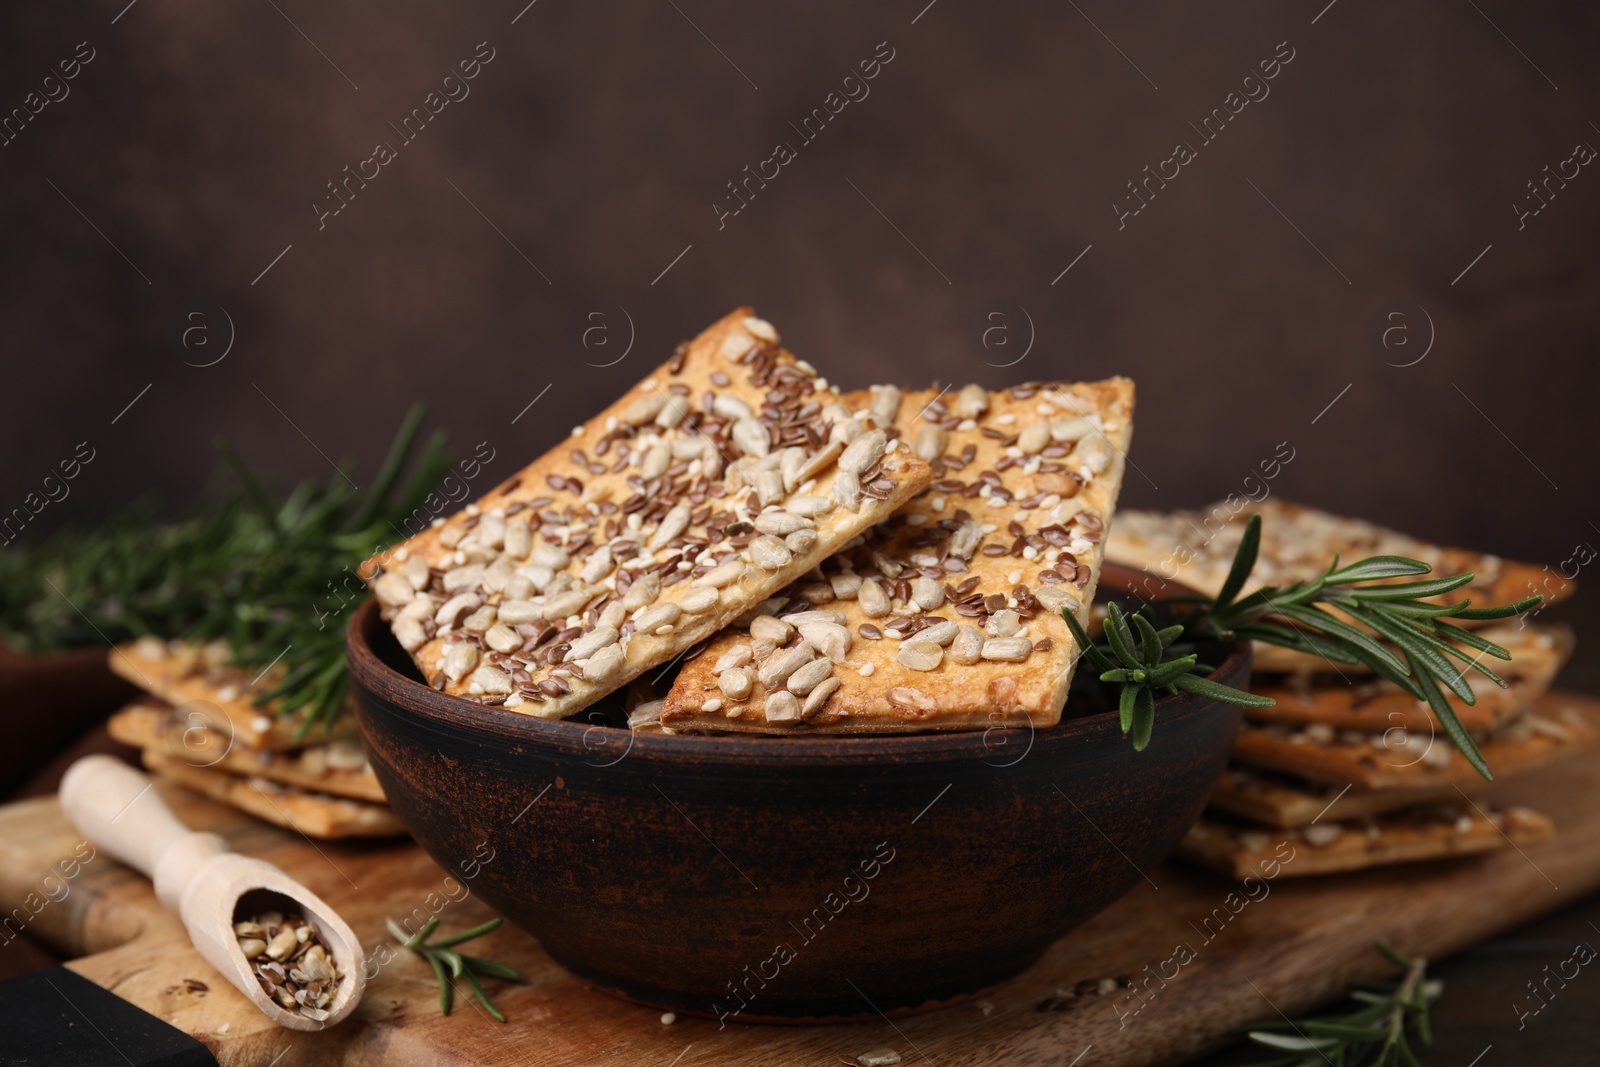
{"left": 3, "top": 731, "right": 1599, "bottom": 1066}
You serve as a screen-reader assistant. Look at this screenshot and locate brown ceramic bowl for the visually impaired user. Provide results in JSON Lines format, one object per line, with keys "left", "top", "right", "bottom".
{"left": 347, "top": 564, "right": 1248, "bottom": 1022}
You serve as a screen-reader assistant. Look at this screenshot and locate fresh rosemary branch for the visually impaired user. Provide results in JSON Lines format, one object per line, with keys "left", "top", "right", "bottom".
{"left": 0, "top": 406, "right": 450, "bottom": 737}
{"left": 1241, "top": 941, "right": 1441, "bottom": 1067}
{"left": 385, "top": 916, "right": 520, "bottom": 1022}
{"left": 1063, "top": 512, "right": 1542, "bottom": 776}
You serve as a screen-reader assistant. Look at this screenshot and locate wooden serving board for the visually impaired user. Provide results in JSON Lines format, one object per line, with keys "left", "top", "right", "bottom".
{"left": 6, "top": 745, "right": 1600, "bottom": 1067}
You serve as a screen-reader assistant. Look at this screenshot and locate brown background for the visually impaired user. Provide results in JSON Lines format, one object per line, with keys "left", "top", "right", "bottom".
{"left": 2, "top": 2, "right": 1596, "bottom": 564}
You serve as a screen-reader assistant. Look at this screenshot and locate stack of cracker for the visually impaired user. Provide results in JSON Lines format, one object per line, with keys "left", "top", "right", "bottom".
{"left": 1107, "top": 500, "right": 1591, "bottom": 878}
{"left": 106, "top": 637, "right": 404, "bottom": 839}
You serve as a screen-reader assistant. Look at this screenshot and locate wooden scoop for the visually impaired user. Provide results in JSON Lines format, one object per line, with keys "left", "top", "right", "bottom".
{"left": 60, "top": 755, "right": 366, "bottom": 1030}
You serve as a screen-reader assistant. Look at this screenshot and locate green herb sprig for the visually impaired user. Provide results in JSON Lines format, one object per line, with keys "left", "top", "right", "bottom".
{"left": 386, "top": 916, "right": 520, "bottom": 1022}
{"left": 0, "top": 406, "right": 450, "bottom": 739}
{"left": 1064, "top": 513, "right": 1542, "bottom": 777}
{"left": 1241, "top": 941, "right": 1440, "bottom": 1067}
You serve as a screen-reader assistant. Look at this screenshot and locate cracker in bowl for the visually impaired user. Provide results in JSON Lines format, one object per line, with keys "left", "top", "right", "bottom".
{"left": 362, "top": 308, "right": 933, "bottom": 719}
{"left": 660, "top": 378, "right": 1135, "bottom": 733}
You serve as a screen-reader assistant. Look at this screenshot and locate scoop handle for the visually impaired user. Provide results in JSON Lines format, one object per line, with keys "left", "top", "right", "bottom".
{"left": 60, "top": 755, "right": 200, "bottom": 882}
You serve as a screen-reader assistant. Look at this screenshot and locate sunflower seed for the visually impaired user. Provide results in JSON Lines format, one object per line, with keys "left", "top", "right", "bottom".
{"left": 484, "top": 624, "right": 522, "bottom": 654}
{"left": 833, "top": 470, "right": 862, "bottom": 511}
{"left": 650, "top": 504, "right": 692, "bottom": 549}
{"left": 787, "top": 494, "right": 834, "bottom": 517}
{"left": 759, "top": 644, "right": 815, "bottom": 688}
{"left": 623, "top": 394, "right": 668, "bottom": 425}
{"left": 655, "top": 394, "right": 691, "bottom": 429}
{"left": 713, "top": 645, "right": 754, "bottom": 673}
{"left": 441, "top": 643, "right": 479, "bottom": 682}
{"left": 914, "top": 424, "right": 947, "bottom": 463}
{"left": 1077, "top": 432, "right": 1114, "bottom": 473}
{"left": 583, "top": 643, "right": 627, "bottom": 685}
{"left": 830, "top": 571, "right": 863, "bottom": 599}
{"left": 981, "top": 636, "right": 1033, "bottom": 661}
{"left": 949, "top": 625, "right": 984, "bottom": 664}
{"left": 713, "top": 394, "right": 752, "bottom": 421}
{"left": 621, "top": 572, "right": 662, "bottom": 610}
{"left": 764, "top": 690, "right": 802, "bottom": 723}
{"left": 635, "top": 603, "right": 682, "bottom": 633}
{"left": 718, "top": 666, "right": 754, "bottom": 700}
{"left": 796, "top": 621, "right": 852, "bottom": 662}
{"left": 839, "top": 430, "right": 888, "bottom": 475}
{"left": 948, "top": 520, "right": 984, "bottom": 560}
{"left": 985, "top": 609, "right": 1022, "bottom": 638}
{"left": 801, "top": 677, "right": 840, "bottom": 719}
{"left": 567, "top": 625, "right": 619, "bottom": 662}
{"left": 435, "top": 592, "right": 482, "bottom": 628}
{"left": 869, "top": 385, "right": 901, "bottom": 424}
{"left": 786, "top": 657, "right": 835, "bottom": 695}
{"left": 679, "top": 586, "right": 719, "bottom": 613}
{"left": 640, "top": 442, "right": 672, "bottom": 480}
{"left": 470, "top": 666, "right": 514, "bottom": 694}
{"left": 1017, "top": 419, "right": 1051, "bottom": 455}
{"left": 897, "top": 641, "right": 943, "bottom": 671}
{"left": 749, "top": 534, "right": 793, "bottom": 570}
{"left": 694, "top": 560, "right": 747, "bottom": 589}
{"left": 394, "top": 617, "right": 427, "bottom": 652}
{"left": 918, "top": 620, "right": 960, "bottom": 646}
{"left": 732, "top": 417, "right": 770, "bottom": 458}
{"left": 954, "top": 384, "right": 989, "bottom": 419}
{"left": 754, "top": 509, "right": 812, "bottom": 536}
{"left": 858, "top": 578, "right": 891, "bottom": 617}
{"left": 749, "top": 615, "right": 794, "bottom": 643}
{"left": 374, "top": 572, "right": 414, "bottom": 607}
{"left": 910, "top": 577, "right": 945, "bottom": 611}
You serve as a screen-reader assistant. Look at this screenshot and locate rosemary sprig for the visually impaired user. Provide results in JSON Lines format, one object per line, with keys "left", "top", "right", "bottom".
{"left": 385, "top": 916, "right": 520, "bottom": 1022}
{"left": 0, "top": 406, "right": 450, "bottom": 738}
{"left": 1241, "top": 941, "right": 1441, "bottom": 1067}
{"left": 1064, "top": 513, "right": 1542, "bottom": 777}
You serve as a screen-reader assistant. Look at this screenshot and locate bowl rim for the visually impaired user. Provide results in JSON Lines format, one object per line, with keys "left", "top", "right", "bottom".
{"left": 346, "top": 561, "right": 1248, "bottom": 765}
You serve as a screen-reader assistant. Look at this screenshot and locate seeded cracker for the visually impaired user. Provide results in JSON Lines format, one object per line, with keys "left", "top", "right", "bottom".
{"left": 1178, "top": 804, "right": 1554, "bottom": 879}
{"left": 1106, "top": 499, "right": 1574, "bottom": 674}
{"left": 1242, "top": 623, "right": 1571, "bottom": 734}
{"left": 661, "top": 378, "right": 1135, "bottom": 733}
{"left": 109, "top": 700, "right": 386, "bottom": 803}
{"left": 1229, "top": 692, "right": 1599, "bottom": 790}
{"left": 109, "top": 637, "right": 361, "bottom": 752}
{"left": 363, "top": 309, "right": 934, "bottom": 719}
{"left": 142, "top": 750, "right": 406, "bottom": 838}
{"left": 1208, "top": 765, "right": 1469, "bottom": 829}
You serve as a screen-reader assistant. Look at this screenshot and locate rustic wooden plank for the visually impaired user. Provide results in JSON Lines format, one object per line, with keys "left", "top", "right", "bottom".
{"left": 2, "top": 742, "right": 1596, "bottom": 1066}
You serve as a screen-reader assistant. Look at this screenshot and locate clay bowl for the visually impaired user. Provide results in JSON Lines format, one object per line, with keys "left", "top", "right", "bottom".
{"left": 347, "top": 563, "right": 1249, "bottom": 1022}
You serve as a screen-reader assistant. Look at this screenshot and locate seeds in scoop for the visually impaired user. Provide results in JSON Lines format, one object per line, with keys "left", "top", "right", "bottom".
{"left": 237, "top": 909, "right": 343, "bottom": 1022}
